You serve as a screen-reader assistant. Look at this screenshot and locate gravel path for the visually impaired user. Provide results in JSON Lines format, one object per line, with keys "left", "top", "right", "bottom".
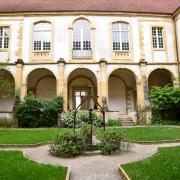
{"left": 1, "top": 142, "right": 180, "bottom": 180}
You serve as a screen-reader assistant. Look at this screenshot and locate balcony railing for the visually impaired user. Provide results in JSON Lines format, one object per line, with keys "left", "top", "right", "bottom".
{"left": 72, "top": 50, "right": 92, "bottom": 59}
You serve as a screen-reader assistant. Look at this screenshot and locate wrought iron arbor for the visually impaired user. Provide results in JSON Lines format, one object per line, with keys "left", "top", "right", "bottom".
{"left": 73, "top": 86, "right": 106, "bottom": 150}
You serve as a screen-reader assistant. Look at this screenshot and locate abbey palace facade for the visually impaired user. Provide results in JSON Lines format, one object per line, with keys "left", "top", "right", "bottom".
{"left": 0, "top": 0, "right": 180, "bottom": 124}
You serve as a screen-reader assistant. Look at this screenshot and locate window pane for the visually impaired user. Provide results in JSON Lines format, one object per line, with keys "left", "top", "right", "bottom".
{"left": 33, "top": 22, "right": 51, "bottom": 51}
{"left": 0, "top": 27, "right": 9, "bottom": 49}
{"left": 152, "top": 27, "right": 163, "bottom": 49}
{"left": 73, "top": 19, "right": 91, "bottom": 53}
{"left": 112, "top": 22, "right": 129, "bottom": 51}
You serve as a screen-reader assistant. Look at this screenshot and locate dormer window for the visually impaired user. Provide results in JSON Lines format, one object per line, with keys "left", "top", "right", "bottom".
{"left": 33, "top": 22, "right": 51, "bottom": 51}
{"left": 112, "top": 22, "right": 129, "bottom": 51}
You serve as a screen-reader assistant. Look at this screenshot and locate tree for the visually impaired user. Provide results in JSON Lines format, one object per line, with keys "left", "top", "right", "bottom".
{"left": 149, "top": 86, "right": 180, "bottom": 120}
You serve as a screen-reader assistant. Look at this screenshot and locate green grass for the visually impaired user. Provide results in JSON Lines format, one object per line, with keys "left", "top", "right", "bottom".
{"left": 0, "top": 151, "right": 67, "bottom": 180}
{"left": 0, "top": 128, "right": 70, "bottom": 144}
{"left": 122, "top": 146, "right": 180, "bottom": 180}
{"left": 98, "top": 127, "right": 180, "bottom": 142}
{"left": 0, "top": 126, "right": 180, "bottom": 144}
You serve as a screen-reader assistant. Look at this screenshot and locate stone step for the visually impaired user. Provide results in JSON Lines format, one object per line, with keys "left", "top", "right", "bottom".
{"left": 119, "top": 116, "right": 134, "bottom": 126}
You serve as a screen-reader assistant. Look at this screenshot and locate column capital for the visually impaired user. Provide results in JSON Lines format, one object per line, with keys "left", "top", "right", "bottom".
{"left": 15, "top": 59, "right": 24, "bottom": 65}
{"left": 57, "top": 58, "right": 66, "bottom": 64}
{"left": 99, "top": 58, "right": 107, "bottom": 64}
{"left": 139, "top": 59, "right": 147, "bottom": 65}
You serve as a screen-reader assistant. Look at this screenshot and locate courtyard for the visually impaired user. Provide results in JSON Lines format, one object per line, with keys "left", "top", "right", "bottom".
{"left": 0, "top": 126, "right": 179, "bottom": 180}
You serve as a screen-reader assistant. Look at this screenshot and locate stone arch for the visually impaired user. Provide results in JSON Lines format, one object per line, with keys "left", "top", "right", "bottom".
{"left": 70, "top": 16, "right": 95, "bottom": 29}
{"left": 0, "top": 69, "right": 15, "bottom": 112}
{"left": 148, "top": 68, "right": 174, "bottom": 88}
{"left": 67, "top": 68, "right": 97, "bottom": 110}
{"left": 26, "top": 68, "right": 57, "bottom": 100}
{"left": 108, "top": 68, "right": 137, "bottom": 117}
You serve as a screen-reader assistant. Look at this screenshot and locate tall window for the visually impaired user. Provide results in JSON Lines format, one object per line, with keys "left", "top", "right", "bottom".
{"left": 152, "top": 27, "right": 164, "bottom": 49}
{"left": 112, "top": 22, "right": 129, "bottom": 51}
{"left": 0, "top": 27, "right": 9, "bottom": 49}
{"left": 33, "top": 22, "right": 51, "bottom": 51}
{"left": 73, "top": 19, "right": 92, "bottom": 58}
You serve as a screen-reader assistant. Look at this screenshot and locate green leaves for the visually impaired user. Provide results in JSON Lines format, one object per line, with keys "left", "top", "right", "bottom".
{"left": 149, "top": 86, "right": 180, "bottom": 121}
{"left": 149, "top": 86, "right": 180, "bottom": 110}
{"left": 16, "top": 95, "right": 64, "bottom": 127}
{"left": 50, "top": 131, "right": 86, "bottom": 158}
{"left": 99, "top": 130, "right": 123, "bottom": 155}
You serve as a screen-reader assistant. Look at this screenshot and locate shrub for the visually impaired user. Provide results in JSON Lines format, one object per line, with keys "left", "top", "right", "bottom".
{"left": 16, "top": 95, "right": 43, "bottom": 127}
{"left": 99, "top": 130, "right": 123, "bottom": 155}
{"left": 40, "top": 96, "right": 64, "bottom": 127}
{"left": 106, "top": 119, "right": 121, "bottom": 127}
{"left": 79, "top": 123, "right": 96, "bottom": 150}
{"left": 16, "top": 95, "right": 64, "bottom": 127}
{"left": 61, "top": 110, "right": 103, "bottom": 128}
{"left": 50, "top": 131, "right": 86, "bottom": 158}
{"left": 61, "top": 111, "right": 80, "bottom": 128}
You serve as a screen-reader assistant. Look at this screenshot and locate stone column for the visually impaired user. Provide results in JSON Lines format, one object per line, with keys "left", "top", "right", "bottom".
{"left": 57, "top": 58, "right": 68, "bottom": 111}
{"left": 173, "top": 79, "right": 180, "bottom": 88}
{"left": 99, "top": 58, "right": 108, "bottom": 109}
{"left": 15, "top": 59, "right": 24, "bottom": 98}
{"left": 138, "top": 59, "right": 152, "bottom": 124}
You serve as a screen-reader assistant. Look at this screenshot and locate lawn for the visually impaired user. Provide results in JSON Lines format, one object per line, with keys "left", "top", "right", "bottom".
{"left": 0, "top": 151, "right": 67, "bottom": 180}
{"left": 122, "top": 146, "right": 180, "bottom": 180}
{"left": 0, "top": 126, "right": 179, "bottom": 145}
{"left": 0, "top": 128, "right": 70, "bottom": 144}
{"left": 98, "top": 126, "right": 180, "bottom": 142}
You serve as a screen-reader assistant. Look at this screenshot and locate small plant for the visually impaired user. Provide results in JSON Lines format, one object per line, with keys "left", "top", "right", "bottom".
{"left": 106, "top": 119, "right": 121, "bottom": 127}
{"left": 50, "top": 131, "right": 86, "bottom": 158}
{"left": 99, "top": 130, "right": 123, "bottom": 155}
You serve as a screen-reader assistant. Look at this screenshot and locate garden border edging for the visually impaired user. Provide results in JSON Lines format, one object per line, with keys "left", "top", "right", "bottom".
{"left": 125, "top": 139, "right": 180, "bottom": 144}
{"left": 0, "top": 141, "right": 51, "bottom": 148}
{"left": 22, "top": 150, "right": 70, "bottom": 180}
{"left": 118, "top": 165, "right": 131, "bottom": 180}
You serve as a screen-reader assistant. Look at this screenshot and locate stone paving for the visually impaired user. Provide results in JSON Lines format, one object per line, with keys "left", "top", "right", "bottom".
{"left": 1, "top": 142, "right": 180, "bottom": 180}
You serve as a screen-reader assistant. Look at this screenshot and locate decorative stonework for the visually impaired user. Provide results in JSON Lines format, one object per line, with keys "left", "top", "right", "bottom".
{"left": 112, "top": 51, "right": 130, "bottom": 60}
{"left": 33, "top": 51, "right": 50, "bottom": 57}
{"left": 15, "top": 21, "right": 23, "bottom": 59}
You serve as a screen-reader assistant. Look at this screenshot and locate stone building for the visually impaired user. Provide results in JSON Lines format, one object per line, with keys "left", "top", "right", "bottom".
{"left": 0, "top": 0, "right": 180, "bottom": 125}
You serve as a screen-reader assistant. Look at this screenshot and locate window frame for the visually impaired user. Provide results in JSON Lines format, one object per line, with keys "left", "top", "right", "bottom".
{"left": 32, "top": 21, "right": 52, "bottom": 52}
{"left": 152, "top": 26, "right": 164, "bottom": 50}
{"left": 112, "top": 22, "right": 130, "bottom": 52}
{"left": 0, "top": 26, "right": 10, "bottom": 50}
{"left": 72, "top": 18, "right": 92, "bottom": 59}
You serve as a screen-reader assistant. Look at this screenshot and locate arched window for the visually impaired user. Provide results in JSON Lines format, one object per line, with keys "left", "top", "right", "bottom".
{"left": 112, "top": 22, "right": 129, "bottom": 51}
{"left": 72, "top": 19, "right": 92, "bottom": 58}
{"left": 33, "top": 22, "right": 51, "bottom": 51}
